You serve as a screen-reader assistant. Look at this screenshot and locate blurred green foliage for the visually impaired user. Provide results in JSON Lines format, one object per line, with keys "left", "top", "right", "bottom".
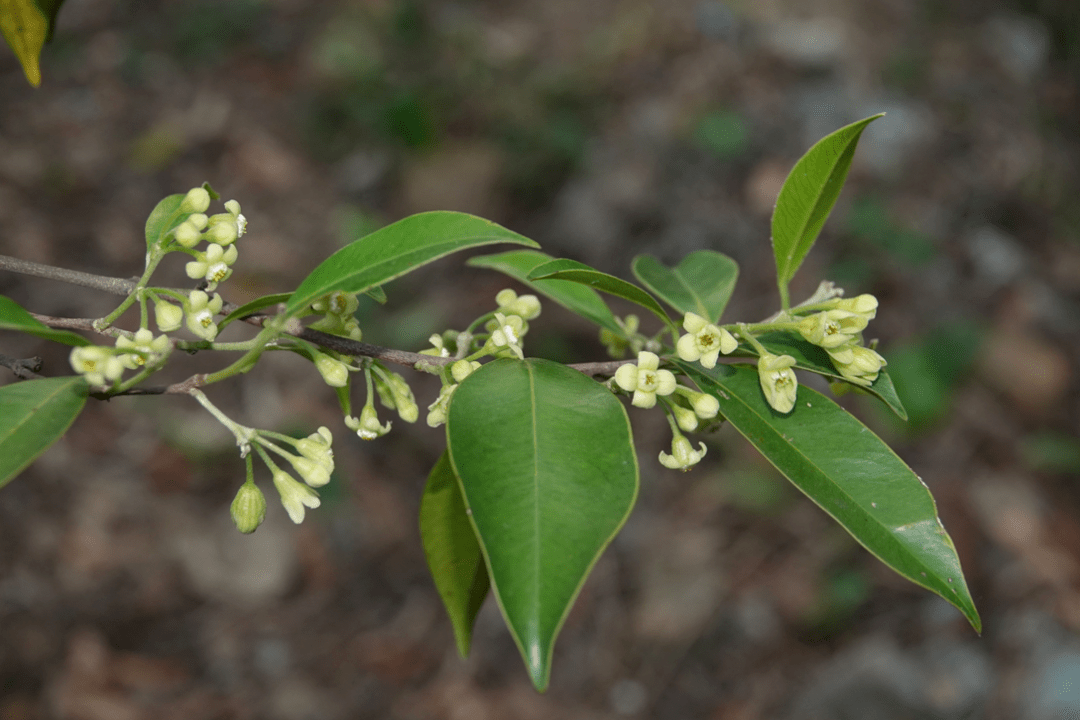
{"left": 693, "top": 110, "right": 749, "bottom": 158}
{"left": 882, "top": 321, "right": 983, "bottom": 430}
{"left": 846, "top": 195, "right": 937, "bottom": 266}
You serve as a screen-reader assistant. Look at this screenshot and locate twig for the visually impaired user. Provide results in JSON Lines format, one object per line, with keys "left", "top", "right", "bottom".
{"left": 0, "top": 353, "right": 45, "bottom": 380}
{"left": 0, "top": 254, "right": 139, "bottom": 296}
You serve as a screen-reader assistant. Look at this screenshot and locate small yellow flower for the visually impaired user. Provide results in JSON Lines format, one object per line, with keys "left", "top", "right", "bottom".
{"left": 271, "top": 468, "right": 320, "bottom": 524}
{"left": 185, "top": 290, "right": 223, "bottom": 341}
{"left": 828, "top": 344, "right": 886, "bottom": 387}
{"left": 797, "top": 309, "right": 867, "bottom": 349}
{"left": 659, "top": 435, "right": 708, "bottom": 471}
{"left": 676, "top": 312, "right": 738, "bottom": 369}
{"left": 614, "top": 351, "right": 677, "bottom": 409}
{"left": 757, "top": 352, "right": 798, "bottom": 413}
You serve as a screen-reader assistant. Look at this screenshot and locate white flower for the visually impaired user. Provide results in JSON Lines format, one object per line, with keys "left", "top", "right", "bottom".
{"left": 613, "top": 351, "right": 677, "bottom": 409}
{"left": 828, "top": 344, "right": 886, "bottom": 387}
{"left": 659, "top": 436, "right": 707, "bottom": 471}
{"left": 185, "top": 290, "right": 223, "bottom": 341}
{"left": 426, "top": 384, "right": 457, "bottom": 428}
{"left": 346, "top": 404, "right": 391, "bottom": 440}
{"left": 185, "top": 243, "right": 238, "bottom": 290}
{"left": 70, "top": 346, "right": 125, "bottom": 387}
{"left": 271, "top": 468, "right": 320, "bottom": 524}
{"left": 206, "top": 200, "right": 246, "bottom": 244}
{"left": 757, "top": 352, "right": 798, "bottom": 413}
{"left": 797, "top": 309, "right": 867, "bottom": 349}
{"left": 115, "top": 328, "right": 170, "bottom": 369}
{"left": 676, "top": 312, "right": 738, "bottom": 369}
{"left": 488, "top": 312, "right": 525, "bottom": 359}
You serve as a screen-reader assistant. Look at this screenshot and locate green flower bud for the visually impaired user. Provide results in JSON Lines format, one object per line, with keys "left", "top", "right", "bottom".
{"left": 153, "top": 299, "right": 184, "bottom": 333}
{"left": 180, "top": 187, "right": 211, "bottom": 214}
{"left": 173, "top": 220, "right": 202, "bottom": 249}
{"left": 672, "top": 403, "right": 699, "bottom": 432}
{"left": 230, "top": 481, "right": 267, "bottom": 533}
{"left": 314, "top": 353, "right": 350, "bottom": 388}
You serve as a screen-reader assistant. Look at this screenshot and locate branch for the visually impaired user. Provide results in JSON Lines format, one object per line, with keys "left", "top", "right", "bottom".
{"left": 0, "top": 254, "right": 139, "bottom": 296}
{"left": 0, "top": 353, "right": 45, "bottom": 380}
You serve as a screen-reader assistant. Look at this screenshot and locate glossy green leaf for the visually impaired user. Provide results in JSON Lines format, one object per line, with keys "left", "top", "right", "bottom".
{"left": 446, "top": 358, "right": 638, "bottom": 690}
{"left": 144, "top": 193, "right": 185, "bottom": 250}
{"left": 420, "top": 450, "right": 490, "bottom": 657}
{"left": 0, "top": 0, "right": 47, "bottom": 86}
{"left": 772, "top": 114, "right": 884, "bottom": 293}
{"left": 738, "top": 331, "right": 907, "bottom": 420}
{"left": 0, "top": 376, "right": 88, "bottom": 488}
{"left": 217, "top": 293, "right": 292, "bottom": 330}
{"left": 286, "top": 212, "right": 539, "bottom": 317}
{"left": 527, "top": 259, "right": 675, "bottom": 332}
{"left": 0, "top": 295, "right": 89, "bottom": 347}
{"left": 677, "top": 360, "right": 980, "bottom": 632}
{"left": 631, "top": 250, "right": 739, "bottom": 324}
{"left": 467, "top": 250, "right": 621, "bottom": 334}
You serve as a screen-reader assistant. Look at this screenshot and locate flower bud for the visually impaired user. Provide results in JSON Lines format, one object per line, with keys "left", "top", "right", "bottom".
{"left": 230, "top": 482, "right": 267, "bottom": 533}
{"left": 314, "top": 353, "right": 350, "bottom": 387}
{"left": 173, "top": 220, "right": 202, "bottom": 248}
{"left": 154, "top": 299, "right": 184, "bottom": 332}
{"left": 290, "top": 455, "right": 331, "bottom": 488}
{"left": 689, "top": 392, "right": 720, "bottom": 419}
{"left": 672, "top": 404, "right": 699, "bottom": 432}
{"left": 180, "top": 187, "right": 211, "bottom": 214}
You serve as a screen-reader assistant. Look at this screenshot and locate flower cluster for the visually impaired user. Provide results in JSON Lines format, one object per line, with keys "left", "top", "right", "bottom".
{"left": 794, "top": 293, "right": 886, "bottom": 387}
{"left": 173, "top": 189, "right": 247, "bottom": 291}
{"left": 309, "top": 291, "right": 362, "bottom": 341}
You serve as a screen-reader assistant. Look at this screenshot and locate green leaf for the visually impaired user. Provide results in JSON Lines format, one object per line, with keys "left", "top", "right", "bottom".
{"left": 526, "top": 259, "right": 674, "bottom": 332}
{"left": 144, "top": 193, "right": 185, "bottom": 250}
{"left": 743, "top": 331, "right": 907, "bottom": 420}
{"left": 0, "top": 376, "right": 88, "bottom": 489}
{"left": 217, "top": 292, "right": 292, "bottom": 330}
{"left": 0, "top": 295, "right": 89, "bottom": 347}
{"left": 420, "top": 450, "right": 490, "bottom": 657}
{"left": 677, "top": 361, "right": 980, "bottom": 632}
{"left": 467, "top": 250, "right": 621, "bottom": 334}
{"left": 34, "top": 0, "right": 65, "bottom": 42}
{"left": 285, "top": 212, "right": 539, "bottom": 317}
{"left": 0, "top": 0, "right": 47, "bottom": 86}
{"left": 631, "top": 250, "right": 739, "bottom": 324}
{"left": 772, "top": 114, "right": 884, "bottom": 294}
{"left": 446, "top": 358, "right": 639, "bottom": 690}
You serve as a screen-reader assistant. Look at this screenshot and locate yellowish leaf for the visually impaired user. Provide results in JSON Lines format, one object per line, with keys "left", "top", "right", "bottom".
{"left": 0, "top": 0, "right": 48, "bottom": 87}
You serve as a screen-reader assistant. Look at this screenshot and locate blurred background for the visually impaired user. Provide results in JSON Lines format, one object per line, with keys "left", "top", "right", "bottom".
{"left": 1, "top": 0, "right": 1079, "bottom": 718}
